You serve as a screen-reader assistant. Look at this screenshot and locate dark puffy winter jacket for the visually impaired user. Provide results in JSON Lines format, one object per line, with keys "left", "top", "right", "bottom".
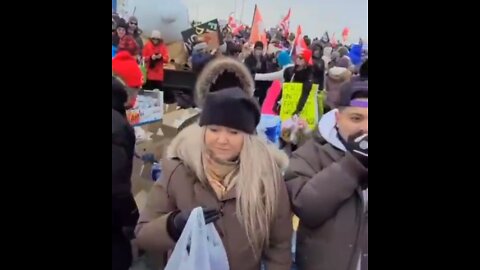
{"left": 112, "top": 108, "right": 138, "bottom": 270}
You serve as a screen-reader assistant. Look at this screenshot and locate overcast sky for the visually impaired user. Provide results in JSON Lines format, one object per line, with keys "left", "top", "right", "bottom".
{"left": 183, "top": 0, "right": 368, "bottom": 43}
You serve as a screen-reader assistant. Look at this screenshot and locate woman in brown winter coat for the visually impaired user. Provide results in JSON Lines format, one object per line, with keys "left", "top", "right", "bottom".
{"left": 135, "top": 58, "right": 293, "bottom": 270}
{"left": 325, "top": 65, "right": 352, "bottom": 110}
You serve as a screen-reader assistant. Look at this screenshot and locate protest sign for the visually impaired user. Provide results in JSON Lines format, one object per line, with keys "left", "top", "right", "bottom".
{"left": 279, "top": 83, "right": 318, "bottom": 129}
{"left": 181, "top": 19, "right": 223, "bottom": 54}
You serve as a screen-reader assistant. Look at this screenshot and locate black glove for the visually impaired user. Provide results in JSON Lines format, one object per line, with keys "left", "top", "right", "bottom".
{"left": 344, "top": 131, "right": 368, "bottom": 168}
{"left": 167, "top": 207, "right": 221, "bottom": 241}
{"left": 149, "top": 58, "right": 160, "bottom": 69}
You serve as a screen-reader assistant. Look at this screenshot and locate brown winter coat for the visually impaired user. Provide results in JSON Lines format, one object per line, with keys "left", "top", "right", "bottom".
{"left": 325, "top": 67, "right": 352, "bottom": 108}
{"left": 135, "top": 124, "right": 293, "bottom": 270}
{"left": 285, "top": 133, "right": 368, "bottom": 270}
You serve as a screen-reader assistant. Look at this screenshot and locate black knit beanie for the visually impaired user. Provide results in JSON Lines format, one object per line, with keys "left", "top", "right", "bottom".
{"left": 112, "top": 76, "right": 128, "bottom": 116}
{"left": 116, "top": 19, "right": 128, "bottom": 30}
{"left": 199, "top": 87, "right": 260, "bottom": 134}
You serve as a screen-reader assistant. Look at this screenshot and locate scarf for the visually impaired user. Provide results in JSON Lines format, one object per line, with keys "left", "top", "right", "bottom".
{"left": 202, "top": 149, "right": 239, "bottom": 200}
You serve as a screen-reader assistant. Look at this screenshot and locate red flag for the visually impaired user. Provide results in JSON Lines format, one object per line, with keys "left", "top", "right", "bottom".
{"left": 228, "top": 13, "right": 237, "bottom": 28}
{"left": 342, "top": 27, "right": 350, "bottom": 43}
{"left": 227, "top": 13, "right": 244, "bottom": 35}
{"left": 289, "top": 24, "right": 303, "bottom": 56}
{"left": 296, "top": 25, "right": 308, "bottom": 50}
{"left": 279, "top": 8, "right": 291, "bottom": 38}
{"left": 291, "top": 25, "right": 312, "bottom": 64}
{"left": 249, "top": 5, "right": 267, "bottom": 47}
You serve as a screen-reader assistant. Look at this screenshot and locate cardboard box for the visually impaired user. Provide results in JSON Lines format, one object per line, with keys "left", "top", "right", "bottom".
{"left": 134, "top": 189, "right": 148, "bottom": 212}
{"left": 139, "top": 104, "right": 181, "bottom": 134}
{"left": 164, "top": 103, "right": 178, "bottom": 114}
{"left": 159, "top": 108, "right": 200, "bottom": 138}
{"left": 132, "top": 139, "right": 163, "bottom": 193}
{"left": 131, "top": 108, "right": 200, "bottom": 198}
{"left": 131, "top": 158, "right": 154, "bottom": 195}
{"left": 141, "top": 121, "right": 163, "bottom": 134}
{"left": 135, "top": 137, "right": 172, "bottom": 160}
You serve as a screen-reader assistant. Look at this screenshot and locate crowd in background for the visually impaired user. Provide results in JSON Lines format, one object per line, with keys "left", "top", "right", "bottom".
{"left": 112, "top": 10, "right": 368, "bottom": 270}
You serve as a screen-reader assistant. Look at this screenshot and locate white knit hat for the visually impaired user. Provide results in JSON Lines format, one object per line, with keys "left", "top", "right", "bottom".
{"left": 150, "top": 30, "right": 162, "bottom": 39}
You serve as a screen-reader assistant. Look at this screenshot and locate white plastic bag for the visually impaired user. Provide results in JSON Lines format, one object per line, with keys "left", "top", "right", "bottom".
{"left": 165, "top": 207, "right": 230, "bottom": 270}
{"left": 205, "top": 216, "right": 230, "bottom": 270}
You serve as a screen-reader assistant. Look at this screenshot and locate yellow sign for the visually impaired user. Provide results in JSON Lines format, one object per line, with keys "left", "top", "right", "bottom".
{"left": 280, "top": 83, "right": 319, "bottom": 130}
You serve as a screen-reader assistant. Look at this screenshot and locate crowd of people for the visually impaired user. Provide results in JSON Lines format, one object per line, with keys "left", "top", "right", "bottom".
{"left": 112, "top": 11, "right": 368, "bottom": 270}
{"left": 112, "top": 14, "right": 172, "bottom": 105}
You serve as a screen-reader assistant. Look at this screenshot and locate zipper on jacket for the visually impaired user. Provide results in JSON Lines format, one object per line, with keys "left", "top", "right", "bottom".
{"left": 218, "top": 201, "right": 231, "bottom": 260}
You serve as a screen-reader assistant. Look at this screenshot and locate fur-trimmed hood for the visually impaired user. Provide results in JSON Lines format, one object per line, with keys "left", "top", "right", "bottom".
{"left": 328, "top": 66, "right": 351, "bottom": 82}
{"left": 166, "top": 124, "right": 289, "bottom": 181}
{"left": 194, "top": 57, "right": 255, "bottom": 108}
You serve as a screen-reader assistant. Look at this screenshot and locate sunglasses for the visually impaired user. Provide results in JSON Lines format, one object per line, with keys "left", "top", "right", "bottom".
{"left": 129, "top": 22, "right": 137, "bottom": 25}
{"left": 151, "top": 38, "right": 161, "bottom": 41}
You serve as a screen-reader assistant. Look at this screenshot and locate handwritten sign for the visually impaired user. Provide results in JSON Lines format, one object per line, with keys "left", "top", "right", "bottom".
{"left": 279, "top": 83, "right": 318, "bottom": 130}
{"left": 181, "top": 19, "right": 223, "bottom": 54}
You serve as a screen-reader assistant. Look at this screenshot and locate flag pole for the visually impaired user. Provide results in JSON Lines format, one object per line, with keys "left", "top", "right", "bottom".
{"left": 251, "top": 4, "right": 257, "bottom": 29}
{"left": 289, "top": 25, "right": 298, "bottom": 56}
{"left": 248, "top": 4, "right": 257, "bottom": 46}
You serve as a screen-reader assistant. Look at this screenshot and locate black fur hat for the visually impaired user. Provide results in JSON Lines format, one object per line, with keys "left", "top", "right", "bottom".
{"left": 199, "top": 87, "right": 260, "bottom": 134}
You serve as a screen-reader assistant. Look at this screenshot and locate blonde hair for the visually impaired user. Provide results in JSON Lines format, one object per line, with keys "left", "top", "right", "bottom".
{"left": 200, "top": 127, "right": 282, "bottom": 253}
{"left": 167, "top": 124, "right": 286, "bottom": 253}
{"left": 235, "top": 134, "right": 282, "bottom": 253}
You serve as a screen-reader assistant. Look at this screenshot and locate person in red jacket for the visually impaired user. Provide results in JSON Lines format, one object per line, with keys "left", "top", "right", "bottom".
{"left": 112, "top": 37, "right": 143, "bottom": 108}
{"left": 142, "top": 30, "right": 173, "bottom": 103}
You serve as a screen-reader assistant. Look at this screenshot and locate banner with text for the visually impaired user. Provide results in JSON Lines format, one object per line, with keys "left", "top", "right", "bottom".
{"left": 279, "top": 83, "right": 318, "bottom": 130}
{"left": 181, "top": 19, "right": 223, "bottom": 54}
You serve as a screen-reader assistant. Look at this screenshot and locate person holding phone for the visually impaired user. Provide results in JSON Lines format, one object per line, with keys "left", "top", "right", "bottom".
{"left": 285, "top": 80, "right": 368, "bottom": 270}
{"left": 142, "top": 30, "right": 171, "bottom": 102}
